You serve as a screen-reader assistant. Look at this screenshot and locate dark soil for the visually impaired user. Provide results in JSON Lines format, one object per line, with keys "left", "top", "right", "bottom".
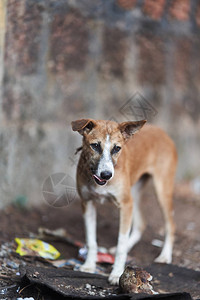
{"left": 0, "top": 181, "right": 200, "bottom": 299}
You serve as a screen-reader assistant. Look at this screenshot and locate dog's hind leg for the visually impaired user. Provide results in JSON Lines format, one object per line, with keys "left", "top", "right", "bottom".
{"left": 127, "top": 176, "right": 149, "bottom": 252}
{"left": 153, "top": 163, "right": 176, "bottom": 264}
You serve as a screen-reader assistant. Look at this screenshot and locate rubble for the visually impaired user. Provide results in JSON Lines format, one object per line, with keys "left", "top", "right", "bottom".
{"left": 0, "top": 199, "right": 199, "bottom": 299}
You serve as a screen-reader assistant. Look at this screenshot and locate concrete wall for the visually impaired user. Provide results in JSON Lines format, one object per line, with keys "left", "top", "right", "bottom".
{"left": 0, "top": 0, "right": 200, "bottom": 207}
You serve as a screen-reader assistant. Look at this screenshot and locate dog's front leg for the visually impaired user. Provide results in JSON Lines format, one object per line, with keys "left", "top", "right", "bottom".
{"left": 80, "top": 200, "right": 97, "bottom": 273}
{"left": 109, "top": 195, "right": 133, "bottom": 285}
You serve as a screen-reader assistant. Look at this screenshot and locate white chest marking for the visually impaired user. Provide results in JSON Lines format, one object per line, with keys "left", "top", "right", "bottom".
{"left": 80, "top": 181, "right": 122, "bottom": 207}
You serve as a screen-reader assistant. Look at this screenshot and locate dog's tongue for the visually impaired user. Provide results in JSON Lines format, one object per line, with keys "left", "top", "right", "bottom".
{"left": 93, "top": 174, "right": 107, "bottom": 185}
{"left": 93, "top": 175, "right": 105, "bottom": 182}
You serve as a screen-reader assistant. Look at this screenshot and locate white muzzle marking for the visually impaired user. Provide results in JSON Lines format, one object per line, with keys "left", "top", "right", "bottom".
{"left": 97, "top": 135, "right": 114, "bottom": 179}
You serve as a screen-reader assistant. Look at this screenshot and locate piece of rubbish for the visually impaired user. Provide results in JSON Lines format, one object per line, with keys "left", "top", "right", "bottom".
{"left": 39, "top": 227, "right": 130, "bottom": 265}
{"left": 0, "top": 288, "right": 7, "bottom": 295}
{"left": 17, "top": 297, "right": 35, "bottom": 300}
{"left": 6, "top": 260, "right": 19, "bottom": 269}
{"left": 0, "top": 284, "right": 18, "bottom": 295}
{"left": 38, "top": 227, "right": 84, "bottom": 248}
{"left": 78, "top": 247, "right": 115, "bottom": 264}
{"left": 47, "top": 258, "right": 108, "bottom": 275}
{"left": 15, "top": 238, "right": 60, "bottom": 260}
{"left": 38, "top": 227, "right": 116, "bottom": 264}
{"left": 97, "top": 246, "right": 107, "bottom": 253}
{"left": 190, "top": 177, "right": 200, "bottom": 195}
{"left": 97, "top": 252, "right": 115, "bottom": 264}
{"left": 119, "top": 266, "right": 158, "bottom": 295}
{"left": 78, "top": 247, "right": 87, "bottom": 260}
{"left": 38, "top": 228, "right": 110, "bottom": 253}
{"left": 50, "top": 258, "right": 82, "bottom": 268}
{"left": 13, "top": 195, "right": 28, "bottom": 208}
{"left": 48, "top": 258, "right": 74, "bottom": 268}
{"left": 74, "top": 260, "right": 108, "bottom": 275}
{"left": 151, "top": 239, "right": 164, "bottom": 248}
{"left": 50, "top": 258, "right": 108, "bottom": 275}
{"left": 72, "top": 259, "right": 107, "bottom": 275}
{"left": 186, "top": 222, "right": 196, "bottom": 231}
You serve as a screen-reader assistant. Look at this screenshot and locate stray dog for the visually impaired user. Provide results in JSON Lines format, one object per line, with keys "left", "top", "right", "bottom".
{"left": 71, "top": 119, "right": 177, "bottom": 285}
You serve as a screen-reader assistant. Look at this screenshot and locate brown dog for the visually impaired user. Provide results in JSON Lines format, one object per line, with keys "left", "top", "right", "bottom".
{"left": 71, "top": 119, "right": 177, "bottom": 285}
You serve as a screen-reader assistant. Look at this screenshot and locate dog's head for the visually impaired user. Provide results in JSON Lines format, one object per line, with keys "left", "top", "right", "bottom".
{"left": 71, "top": 119, "right": 146, "bottom": 186}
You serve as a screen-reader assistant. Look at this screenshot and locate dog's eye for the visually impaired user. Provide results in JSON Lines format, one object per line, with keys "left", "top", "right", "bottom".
{"left": 90, "top": 143, "right": 102, "bottom": 153}
{"left": 111, "top": 145, "right": 121, "bottom": 155}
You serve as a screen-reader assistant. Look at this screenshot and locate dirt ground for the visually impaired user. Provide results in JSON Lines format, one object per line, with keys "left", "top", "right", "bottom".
{"left": 0, "top": 181, "right": 200, "bottom": 299}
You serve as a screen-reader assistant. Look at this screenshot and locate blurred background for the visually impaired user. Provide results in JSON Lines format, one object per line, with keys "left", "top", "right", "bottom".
{"left": 0, "top": 0, "right": 200, "bottom": 207}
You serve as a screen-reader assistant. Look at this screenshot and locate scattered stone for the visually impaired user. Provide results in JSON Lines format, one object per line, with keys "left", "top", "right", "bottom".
{"left": 151, "top": 239, "right": 164, "bottom": 248}
{"left": 32, "top": 271, "right": 39, "bottom": 278}
{"left": 85, "top": 283, "right": 91, "bottom": 290}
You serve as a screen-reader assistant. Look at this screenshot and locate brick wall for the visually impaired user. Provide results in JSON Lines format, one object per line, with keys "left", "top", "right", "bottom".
{"left": 0, "top": 0, "right": 200, "bottom": 207}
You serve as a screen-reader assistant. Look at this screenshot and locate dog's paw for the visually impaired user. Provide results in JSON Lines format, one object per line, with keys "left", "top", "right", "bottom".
{"left": 154, "top": 254, "right": 171, "bottom": 264}
{"left": 108, "top": 273, "right": 120, "bottom": 285}
{"left": 108, "top": 246, "right": 116, "bottom": 255}
{"left": 80, "top": 263, "right": 95, "bottom": 273}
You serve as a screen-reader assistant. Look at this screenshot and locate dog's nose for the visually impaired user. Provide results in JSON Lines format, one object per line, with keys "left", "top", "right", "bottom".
{"left": 100, "top": 171, "right": 112, "bottom": 180}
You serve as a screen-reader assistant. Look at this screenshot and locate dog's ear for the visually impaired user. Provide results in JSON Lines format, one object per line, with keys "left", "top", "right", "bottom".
{"left": 71, "top": 119, "right": 96, "bottom": 135}
{"left": 119, "top": 120, "right": 146, "bottom": 140}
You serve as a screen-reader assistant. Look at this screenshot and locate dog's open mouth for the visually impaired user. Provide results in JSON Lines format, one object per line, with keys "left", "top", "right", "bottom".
{"left": 93, "top": 174, "right": 107, "bottom": 186}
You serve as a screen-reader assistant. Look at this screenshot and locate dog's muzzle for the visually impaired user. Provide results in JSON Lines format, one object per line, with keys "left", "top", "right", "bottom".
{"left": 93, "top": 174, "right": 107, "bottom": 186}
{"left": 93, "top": 171, "right": 112, "bottom": 186}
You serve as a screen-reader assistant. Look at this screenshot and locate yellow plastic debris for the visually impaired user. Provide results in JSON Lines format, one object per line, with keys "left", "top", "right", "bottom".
{"left": 15, "top": 238, "right": 60, "bottom": 260}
